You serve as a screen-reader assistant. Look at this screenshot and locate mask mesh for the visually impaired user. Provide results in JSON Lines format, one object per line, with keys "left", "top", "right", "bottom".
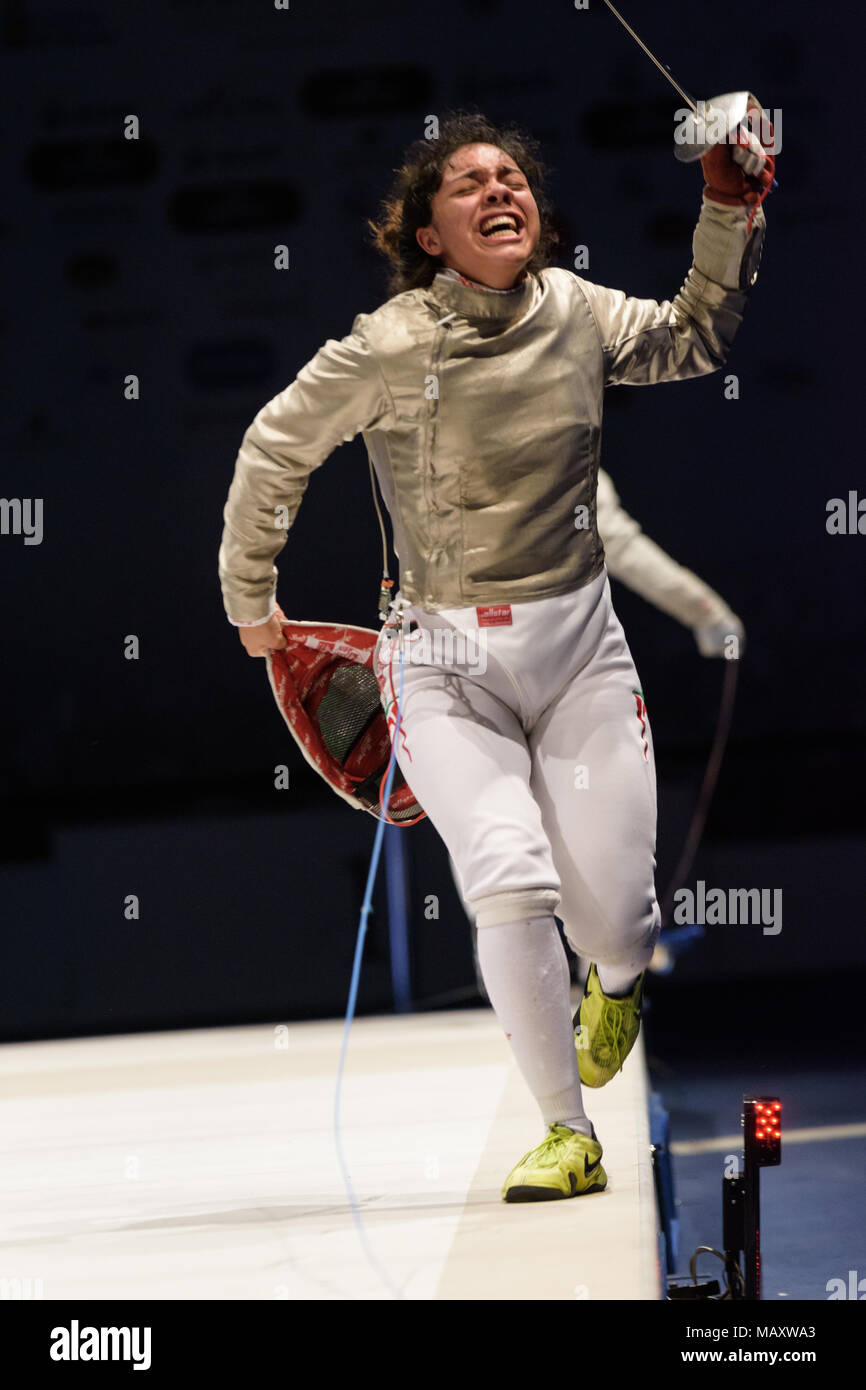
{"left": 314, "top": 664, "right": 381, "bottom": 766}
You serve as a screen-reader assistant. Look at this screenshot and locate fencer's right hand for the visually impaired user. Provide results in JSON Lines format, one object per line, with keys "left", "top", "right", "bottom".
{"left": 238, "top": 603, "right": 288, "bottom": 657}
{"left": 701, "top": 101, "right": 775, "bottom": 207}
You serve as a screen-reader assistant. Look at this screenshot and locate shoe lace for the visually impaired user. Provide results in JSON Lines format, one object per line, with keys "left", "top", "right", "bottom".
{"left": 598, "top": 998, "right": 629, "bottom": 1070}
{"left": 515, "top": 1125, "right": 573, "bottom": 1170}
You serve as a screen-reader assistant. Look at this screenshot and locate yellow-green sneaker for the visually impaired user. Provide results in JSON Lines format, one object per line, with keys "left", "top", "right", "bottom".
{"left": 574, "top": 963, "right": 644, "bottom": 1088}
{"left": 501, "top": 1123, "right": 607, "bottom": 1202}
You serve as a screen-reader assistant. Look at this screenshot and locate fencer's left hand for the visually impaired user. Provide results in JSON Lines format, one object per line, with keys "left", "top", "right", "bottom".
{"left": 237, "top": 601, "right": 289, "bottom": 657}
{"left": 693, "top": 612, "right": 745, "bottom": 659}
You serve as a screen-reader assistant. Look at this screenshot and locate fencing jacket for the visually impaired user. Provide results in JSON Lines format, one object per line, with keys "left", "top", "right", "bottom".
{"left": 218, "top": 195, "right": 765, "bottom": 623}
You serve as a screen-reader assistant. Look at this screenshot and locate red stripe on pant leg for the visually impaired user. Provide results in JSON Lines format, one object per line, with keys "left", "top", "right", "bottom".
{"left": 633, "top": 692, "right": 649, "bottom": 762}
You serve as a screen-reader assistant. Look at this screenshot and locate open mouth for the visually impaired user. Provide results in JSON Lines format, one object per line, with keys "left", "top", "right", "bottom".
{"left": 479, "top": 212, "right": 522, "bottom": 240}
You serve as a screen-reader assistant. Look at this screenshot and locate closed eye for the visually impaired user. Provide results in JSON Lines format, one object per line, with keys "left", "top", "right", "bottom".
{"left": 449, "top": 166, "right": 527, "bottom": 193}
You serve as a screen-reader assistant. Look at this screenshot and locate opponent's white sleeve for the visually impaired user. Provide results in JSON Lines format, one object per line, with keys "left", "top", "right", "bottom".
{"left": 597, "top": 468, "right": 735, "bottom": 629}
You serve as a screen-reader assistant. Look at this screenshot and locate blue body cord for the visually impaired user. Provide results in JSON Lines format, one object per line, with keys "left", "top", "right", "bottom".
{"left": 332, "top": 628, "right": 406, "bottom": 1299}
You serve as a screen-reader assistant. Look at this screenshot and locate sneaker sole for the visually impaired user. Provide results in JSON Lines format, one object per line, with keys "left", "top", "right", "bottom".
{"left": 577, "top": 1063, "right": 619, "bottom": 1088}
{"left": 503, "top": 1172, "right": 607, "bottom": 1203}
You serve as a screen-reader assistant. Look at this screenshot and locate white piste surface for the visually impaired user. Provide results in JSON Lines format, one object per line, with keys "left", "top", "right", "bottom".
{"left": 0, "top": 1007, "right": 660, "bottom": 1301}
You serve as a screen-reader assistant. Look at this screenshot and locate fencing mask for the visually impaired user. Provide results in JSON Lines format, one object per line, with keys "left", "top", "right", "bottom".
{"left": 265, "top": 618, "right": 423, "bottom": 824}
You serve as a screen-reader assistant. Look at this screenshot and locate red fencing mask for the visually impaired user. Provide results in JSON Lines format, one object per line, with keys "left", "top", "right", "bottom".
{"left": 266, "top": 619, "right": 423, "bottom": 824}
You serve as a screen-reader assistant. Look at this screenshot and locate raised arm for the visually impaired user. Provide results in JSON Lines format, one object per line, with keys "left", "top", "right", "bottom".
{"left": 578, "top": 194, "right": 765, "bottom": 387}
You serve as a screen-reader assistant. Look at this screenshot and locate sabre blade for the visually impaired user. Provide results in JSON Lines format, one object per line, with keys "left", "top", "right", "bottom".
{"left": 602, "top": 0, "right": 698, "bottom": 114}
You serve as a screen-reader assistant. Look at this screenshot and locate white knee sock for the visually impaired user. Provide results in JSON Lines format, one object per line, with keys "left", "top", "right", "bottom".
{"left": 476, "top": 914, "right": 592, "bottom": 1137}
{"left": 596, "top": 961, "right": 643, "bottom": 997}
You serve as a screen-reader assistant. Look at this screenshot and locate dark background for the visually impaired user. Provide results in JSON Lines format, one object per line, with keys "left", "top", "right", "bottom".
{"left": 1, "top": 0, "right": 863, "bottom": 1048}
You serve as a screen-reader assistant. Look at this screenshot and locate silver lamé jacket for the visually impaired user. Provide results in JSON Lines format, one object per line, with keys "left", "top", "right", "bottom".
{"left": 218, "top": 195, "right": 765, "bottom": 622}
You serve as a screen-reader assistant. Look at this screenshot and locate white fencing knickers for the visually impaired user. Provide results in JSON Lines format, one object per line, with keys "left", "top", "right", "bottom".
{"left": 374, "top": 568, "right": 662, "bottom": 971}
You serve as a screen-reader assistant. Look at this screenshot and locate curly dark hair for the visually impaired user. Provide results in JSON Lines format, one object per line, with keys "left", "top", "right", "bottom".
{"left": 368, "top": 110, "right": 559, "bottom": 297}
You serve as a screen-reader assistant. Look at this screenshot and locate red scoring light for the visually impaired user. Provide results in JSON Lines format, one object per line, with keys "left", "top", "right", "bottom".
{"left": 746, "top": 1097, "right": 781, "bottom": 1165}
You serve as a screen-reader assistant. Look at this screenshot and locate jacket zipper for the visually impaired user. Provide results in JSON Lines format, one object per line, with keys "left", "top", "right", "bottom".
{"left": 421, "top": 311, "right": 456, "bottom": 595}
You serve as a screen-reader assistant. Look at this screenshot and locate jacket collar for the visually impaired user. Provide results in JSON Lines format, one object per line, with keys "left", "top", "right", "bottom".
{"left": 426, "top": 267, "right": 536, "bottom": 325}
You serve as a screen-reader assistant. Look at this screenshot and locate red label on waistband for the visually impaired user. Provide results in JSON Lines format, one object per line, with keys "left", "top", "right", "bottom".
{"left": 476, "top": 604, "right": 512, "bottom": 627}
